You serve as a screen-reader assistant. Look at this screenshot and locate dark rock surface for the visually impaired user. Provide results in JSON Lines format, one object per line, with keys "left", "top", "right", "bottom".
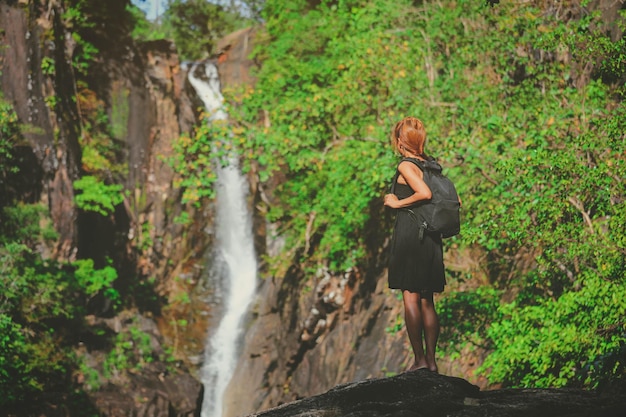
{"left": 90, "top": 362, "right": 202, "bottom": 417}
{"left": 248, "top": 371, "right": 626, "bottom": 417}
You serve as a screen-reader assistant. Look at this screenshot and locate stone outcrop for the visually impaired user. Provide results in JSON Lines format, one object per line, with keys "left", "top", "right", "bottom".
{"left": 223, "top": 267, "right": 408, "bottom": 416}
{"left": 215, "top": 27, "right": 258, "bottom": 88}
{"left": 248, "top": 371, "right": 626, "bottom": 417}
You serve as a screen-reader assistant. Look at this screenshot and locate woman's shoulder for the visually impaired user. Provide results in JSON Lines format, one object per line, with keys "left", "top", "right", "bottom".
{"left": 398, "top": 157, "right": 426, "bottom": 170}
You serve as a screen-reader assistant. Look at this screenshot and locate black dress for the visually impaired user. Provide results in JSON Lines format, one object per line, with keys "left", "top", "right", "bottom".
{"left": 388, "top": 182, "right": 446, "bottom": 293}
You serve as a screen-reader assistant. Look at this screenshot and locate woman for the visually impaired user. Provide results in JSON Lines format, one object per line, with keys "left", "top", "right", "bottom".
{"left": 383, "top": 116, "right": 445, "bottom": 373}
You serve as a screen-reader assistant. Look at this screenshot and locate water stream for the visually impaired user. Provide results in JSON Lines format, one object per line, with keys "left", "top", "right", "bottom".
{"left": 188, "top": 61, "right": 258, "bottom": 417}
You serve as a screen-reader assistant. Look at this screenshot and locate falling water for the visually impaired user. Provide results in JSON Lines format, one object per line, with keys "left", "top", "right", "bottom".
{"left": 188, "top": 62, "right": 258, "bottom": 417}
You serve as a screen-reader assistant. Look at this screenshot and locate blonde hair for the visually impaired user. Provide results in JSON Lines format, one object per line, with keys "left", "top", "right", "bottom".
{"left": 392, "top": 116, "right": 426, "bottom": 156}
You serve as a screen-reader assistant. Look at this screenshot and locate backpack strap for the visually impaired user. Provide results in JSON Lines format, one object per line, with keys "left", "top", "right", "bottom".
{"left": 401, "top": 157, "right": 426, "bottom": 172}
{"left": 394, "top": 157, "right": 441, "bottom": 241}
{"left": 390, "top": 169, "right": 400, "bottom": 195}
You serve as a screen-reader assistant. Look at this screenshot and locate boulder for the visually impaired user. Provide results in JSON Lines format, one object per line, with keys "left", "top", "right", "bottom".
{"left": 248, "top": 371, "right": 626, "bottom": 417}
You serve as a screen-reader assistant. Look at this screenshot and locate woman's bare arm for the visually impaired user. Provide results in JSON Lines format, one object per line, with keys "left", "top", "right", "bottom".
{"left": 384, "top": 161, "right": 432, "bottom": 209}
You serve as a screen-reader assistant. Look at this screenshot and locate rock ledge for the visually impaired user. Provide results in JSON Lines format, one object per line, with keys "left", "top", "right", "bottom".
{"left": 248, "top": 371, "right": 626, "bottom": 417}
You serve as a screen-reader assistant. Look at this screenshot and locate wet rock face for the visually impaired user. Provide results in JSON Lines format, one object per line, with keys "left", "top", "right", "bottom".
{"left": 215, "top": 27, "right": 258, "bottom": 88}
{"left": 248, "top": 371, "right": 626, "bottom": 417}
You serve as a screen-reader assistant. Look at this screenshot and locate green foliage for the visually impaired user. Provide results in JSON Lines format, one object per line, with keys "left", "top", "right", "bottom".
{"left": 74, "top": 175, "right": 125, "bottom": 216}
{"left": 61, "top": 1, "right": 100, "bottom": 76}
{"left": 210, "top": 0, "right": 626, "bottom": 388}
{"left": 77, "top": 356, "right": 102, "bottom": 392}
{"left": 75, "top": 85, "right": 127, "bottom": 176}
{"left": 438, "top": 286, "right": 501, "bottom": 352}
{"left": 0, "top": 243, "right": 74, "bottom": 321}
{"left": 435, "top": 1, "right": 625, "bottom": 388}
{"left": 127, "top": 3, "right": 171, "bottom": 42}
{"left": 0, "top": 314, "right": 30, "bottom": 404}
{"left": 0, "top": 96, "right": 20, "bottom": 196}
{"left": 226, "top": 0, "right": 418, "bottom": 269}
{"left": 168, "top": 121, "right": 224, "bottom": 205}
{"left": 40, "top": 56, "right": 56, "bottom": 76}
{"left": 0, "top": 242, "right": 121, "bottom": 406}
{"left": 173, "top": 211, "right": 192, "bottom": 225}
{"left": 74, "top": 258, "right": 120, "bottom": 302}
{"left": 103, "top": 320, "right": 157, "bottom": 379}
{"left": 0, "top": 203, "right": 58, "bottom": 246}
{"left": 0, "top": 201, "right": 122, "bottom": 407}
{"left": 0, "top": 313, "right": 71, "bottom": 406}
{"left": 480, "top": 272, "right": 626, "bottom": 388}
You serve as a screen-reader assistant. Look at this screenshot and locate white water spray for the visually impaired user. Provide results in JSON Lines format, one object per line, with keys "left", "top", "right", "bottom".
{"left": 188, "top": 62, "right": 258, "bottom": 417}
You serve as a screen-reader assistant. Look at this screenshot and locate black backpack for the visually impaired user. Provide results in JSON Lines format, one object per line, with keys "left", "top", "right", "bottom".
{"left": 392, "top": 157, "right": 461, "bottom": 239}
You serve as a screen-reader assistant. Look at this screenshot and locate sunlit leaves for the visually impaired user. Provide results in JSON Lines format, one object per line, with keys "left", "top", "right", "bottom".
{"left": 74, "top": 175, "right": 125, "bottom": 216}
{"left": 432, "top": 3, "right": 626, "bottom": 389}
{"left": 480, "top": 272, "right": 626, "bottom": 388}
{"left": 227, "top": 0, "right": 425, "bottom": 269}
{"left": 74, "top": 258, "right": 119, "bottom": 299}
{"left": 168, "top": 120, "right": 230, "bottom": 205}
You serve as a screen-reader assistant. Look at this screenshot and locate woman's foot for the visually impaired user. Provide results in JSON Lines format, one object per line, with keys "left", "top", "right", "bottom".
{"left": 425, "top": 355, "right": 438, "bottom": 373}
{"left": 407, "top": 362, "right": 429, "bottom": 372}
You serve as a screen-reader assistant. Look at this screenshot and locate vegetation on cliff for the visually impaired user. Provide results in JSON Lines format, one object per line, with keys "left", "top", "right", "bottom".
{"left": 209, "top": 0, "right": 625, "bottom": 389}
{"left": 0, "top": 96, "right": 118, "bottom": 408}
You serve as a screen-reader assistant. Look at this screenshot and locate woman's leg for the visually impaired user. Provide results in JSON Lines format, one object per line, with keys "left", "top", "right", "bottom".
{"left": 420, "top": 292, "right": 440, "bottom": 373}
{"left": 402, "top": 290, "right": 428, "bottom": 370}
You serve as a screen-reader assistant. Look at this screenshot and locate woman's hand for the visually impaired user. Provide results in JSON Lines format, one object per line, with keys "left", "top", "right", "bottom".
{"left": 384, "top": 193, "right": 399, "bottom": 208}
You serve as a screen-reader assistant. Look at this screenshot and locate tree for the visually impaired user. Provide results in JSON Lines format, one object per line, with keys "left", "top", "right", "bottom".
{"left": 163, "top": 0, "right": 254, "bottom": 60}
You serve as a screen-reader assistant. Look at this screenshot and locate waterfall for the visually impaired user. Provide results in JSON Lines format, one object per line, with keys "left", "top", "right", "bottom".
{"left": 188, "top": 61, "right": 258, "bottom": 417}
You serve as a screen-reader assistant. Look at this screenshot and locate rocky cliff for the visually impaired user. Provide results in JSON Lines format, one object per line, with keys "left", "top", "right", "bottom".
{"left": 222, "top": 246, "right": 489, "bottom": 416}
{"left": 0, "top": 1, "right": 205, "bottom": 414}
